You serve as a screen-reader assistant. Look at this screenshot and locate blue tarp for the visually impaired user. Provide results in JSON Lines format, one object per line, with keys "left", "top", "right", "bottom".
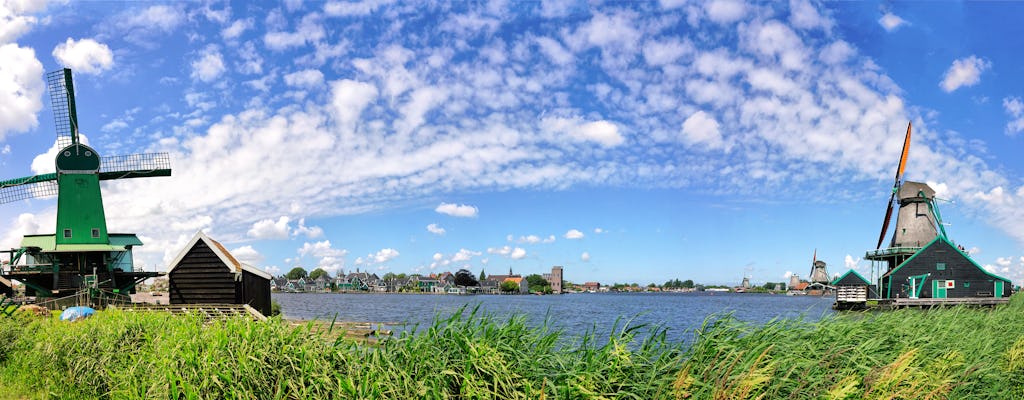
{"left": 60, "top": 306, "right": 95, "bottom": 322}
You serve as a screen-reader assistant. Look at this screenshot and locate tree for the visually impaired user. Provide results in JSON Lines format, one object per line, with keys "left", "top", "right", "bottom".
{"left": 382, "top": 272, "right": 397, "bottom": 281}
{"left": 286, "top": 267, "right": 307, "bottom": 280}
{"left": 525, "top": 274, "right": 551, "bottom": 293}
{"left": 309, "top": 268, "right": 330, "bottom": 281}
{"left": 454, "top": 269, "right": 479, "bottom": 287}
{"left": 682, "top": 279, "right": 694, "bottom": 289}
{"left": 479, "top": 269, "right": 486, "bottom": 282}
{"left": 500, "top": 280, "right": 520, "bottom": 293}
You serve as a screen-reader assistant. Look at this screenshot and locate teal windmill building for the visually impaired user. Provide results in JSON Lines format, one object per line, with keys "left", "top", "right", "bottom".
{"left": 1, "top": 69, "right": 171, "bottom": 298}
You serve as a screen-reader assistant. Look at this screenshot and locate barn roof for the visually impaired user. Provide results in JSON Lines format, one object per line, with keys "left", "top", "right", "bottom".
{"left": 831, "top": 269, "right": 870, "bottom": 286}
{"left": 167, "top": 231, "right": 272, "bottom": 280}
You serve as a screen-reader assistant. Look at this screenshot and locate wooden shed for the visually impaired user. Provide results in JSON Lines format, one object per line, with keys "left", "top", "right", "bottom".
{"left": 880, "top": 236, "right": 1011, "bottom": 299}
{"left": 167, "top": 231, "right": 272, "bottom": 316}
{"left": 832, "top": 269, "right": 871, "bottom": 310}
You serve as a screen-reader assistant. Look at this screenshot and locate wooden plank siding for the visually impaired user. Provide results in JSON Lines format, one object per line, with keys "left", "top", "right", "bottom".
{"left": 169, "top": 241, "right": 237, "bottom": 305}
{"left": 881, "top": 238, "right": 1011, "bottom": 299}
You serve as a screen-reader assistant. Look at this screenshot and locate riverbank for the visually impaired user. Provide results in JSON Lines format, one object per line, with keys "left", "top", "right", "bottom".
{"left": 2, "top": 296, "right": 1024, "bottom": 398}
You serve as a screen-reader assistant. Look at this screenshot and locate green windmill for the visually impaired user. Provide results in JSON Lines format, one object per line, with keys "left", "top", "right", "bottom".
{"left": 0, "top": 68, "right": 171, "bottom": 299}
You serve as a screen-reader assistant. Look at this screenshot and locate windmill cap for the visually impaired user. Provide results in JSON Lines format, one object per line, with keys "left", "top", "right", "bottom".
{"left": 898, "top": 181, "right": 935, "bottom": 201}
{"left": 55, "top": 143, "right": 100, "bottom": 173}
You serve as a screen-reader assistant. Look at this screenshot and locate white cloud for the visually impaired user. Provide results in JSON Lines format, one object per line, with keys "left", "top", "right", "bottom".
{"left": 426, "top": 223, "right": 446, "bottom": 235}
{"left": 191, "top": 45, "right": 226, "bottom": 83}
{"left": 0, "top": 43, "right": 43, "bottom": 141}
{"left": 542, "top": 117, "right": 625, "bottom": 147}
{"left": 222, "top": 18, "right": 253, "bottom": 40}
{"left": 940, "top": 55, "right": 990, "bottom": 93}
{"left": 580, "top": 251, "right": 591, "bottom": 262}
{"left": 510, "top": 247, "right": 526, "bottom": 260}
{"left": 1, "top": 213, "right": 42, "bottom": 250}
{"left": 565, "top": 229, "right": 584, "bottom": 239}
{"left": 230, "top": 245, "right": 263, "bottom": 266}
{"left": 324, "top": 0, "right": 394, "bottom": 17}
{"left": 263, "top": 14, "right": 325, "bottom": 51}
{"left": 293, "top": 218, "right": 324, "bottom": 239}
{"left": 248, "top": 216, "right": 291, "bottom": 239}
{"left": 536, "top": 36, "right": 574, "bottom": 66}
{"left": 1003, "top": 97, "right": 1024, "bottom": 136}
{"left": 789, "top": 0, "right": 831, "bottom": 31}
{"left": 487, "top": 246, "right": 512, "bottom": 256}
{"left": 2, "top": 144, "right": 10, "bottom": 154}
{"left": 705, "top": 0, "right": 746, "bottom": 24}
{"left": 436, "top": 202, "right": 478, "bottom": 218}
{"left": 283, "top": 69, "right": 325, "bottom": 88}
{"left": 371, "top": 248, "right": 400, "bottom": 263}
{"left": 451, "top": 248, "right": 481, "bottom": 262}
{"left": 0, "top": 0, "right": 48, "bottom": 43}
{"left": 643, "top": 38, "right": 692, "bottom": 66}
{"left": 297, "top": 240, "right": 348, "bottom": 274}
{"left": 680, "top": 110, "right": 726, "bottom": 150}
{"left": 51, "top": 38, "right": 114, "bottom": 75}
{"left": 330, "top": 79, "right": 378, "bottom": 128}
{"left": 124, "top": 5, "right": 183, "bottom": 32}
{"left": 878, "top": 12, "right": 906, "bottom": 32}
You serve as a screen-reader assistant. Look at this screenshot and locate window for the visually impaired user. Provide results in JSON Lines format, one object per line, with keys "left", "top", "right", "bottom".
{"left": 63, "top": 229, "right": 72, "bottom": 238}
{"left": 964, "top": 282, "right": 970, "bottom": 288}
{"left": 936, "top": 263, "right": 946, "bottom": 271}
{"left": 91, "top": 228, "right": 100, "bottom": 238}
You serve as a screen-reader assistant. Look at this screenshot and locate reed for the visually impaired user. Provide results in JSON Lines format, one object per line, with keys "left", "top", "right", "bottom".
{"left": 2, "top": 297, "right": 1024, "bottom": 399}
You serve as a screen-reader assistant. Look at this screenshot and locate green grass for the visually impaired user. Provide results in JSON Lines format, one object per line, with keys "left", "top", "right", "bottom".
{"left": 2, "top": 297, "right": 1024, "bottom": 399}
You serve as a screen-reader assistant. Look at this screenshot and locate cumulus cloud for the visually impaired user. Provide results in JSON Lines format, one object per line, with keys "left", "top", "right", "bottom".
{"left": 541, "top": 117, "right": 625, "bottom": 147}
{"left": 222, "top": 18, "right": 253, "bottom": 40}
{"left": 564, "top": 229, "right": 584, "bottom": 239}
{"left": 435, "top": 203, "right": 478, "bottom": 218}
{"left": 1003, "top": 97, "right": 1024, "bottom": 136}
{"left": 52, "top": 38, "right": 114, "bottom": 74}
{"left": 705, "top": 0, "right": 747, "bottom": 24}
{"left": 680, "top": 110, "right": 726, "bottom": 150}
{"left": 580, "top": 251, "right": 591, "bottom": 262}
{"left": 230, "top": 245, "right": 263, "bottom": 266}
{"left": 248, "top": 216, "right": 291, "bottom": 239}
{"left": 878, "top": 12, "right": 906, "bottom": 32}
{"left": 191, "top": 45, "right": 226, "bottom": 82}
{"left": 293, "top": 219, "right": 324, "bottom": 238}
{"left": 426, "top": 223, "right": 446, "bottom": 235}
{"left": 0, "top": 43, "right": 43, "bottom": 141}
{"left": 940, "top": 56, "right": 990, "bottom": 93}
{"left": 451, "top": 248, "right": 481, "bottom": 262}
{"left": 283, "top": 69, "right": 325, "bottom": 88}
{"left": 510, "top": 247, "right": 527, "bottom": 260}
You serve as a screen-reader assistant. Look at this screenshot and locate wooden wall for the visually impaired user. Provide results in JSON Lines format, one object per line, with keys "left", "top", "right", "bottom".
{"left": 882, "top": 239, "right": 1011, "bottom": 299}
{"left": 169, "top": 241, "right": 236, "bottom": 304}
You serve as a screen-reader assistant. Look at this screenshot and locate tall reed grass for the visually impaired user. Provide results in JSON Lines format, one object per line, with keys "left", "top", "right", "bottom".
{"left": 2, "top": 297, "right": 1024, "bottom": 399}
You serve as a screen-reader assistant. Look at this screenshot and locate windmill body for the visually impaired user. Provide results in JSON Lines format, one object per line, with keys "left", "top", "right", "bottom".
{"left": 1, "top": 69, "right": 170, "bottom": 298}
{"left": 851, "top": 122, "right": 1013, "bottom": 304}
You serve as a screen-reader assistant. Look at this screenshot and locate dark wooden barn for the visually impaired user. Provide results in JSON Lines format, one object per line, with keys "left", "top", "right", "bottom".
{"left": 167, "top": 231, "right": 272, "bottom": 316}
{"left": 881, "top": 236, "right": 1011, "bottom": 299}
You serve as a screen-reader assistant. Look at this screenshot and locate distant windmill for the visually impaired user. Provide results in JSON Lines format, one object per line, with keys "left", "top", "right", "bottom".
{"left": 867, "top": 122, "right": 947, "bottom": 272}
{"left": 808, "top": 249, "right": 829, "bottom": 284}
{"left": 0, "top": 68, "right": 171, "bottom": 298}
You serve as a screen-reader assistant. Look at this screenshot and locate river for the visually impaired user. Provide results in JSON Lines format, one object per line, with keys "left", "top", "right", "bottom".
{"left": 273, "top": 292, "right": 836, "bottom": 343}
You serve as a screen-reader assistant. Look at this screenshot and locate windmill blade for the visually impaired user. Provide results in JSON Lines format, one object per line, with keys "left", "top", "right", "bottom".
{"left": 876, "top": 193, "right": 896, "bottom": 249}
{"left": 46, "top": 68, "right": 79, "bottom": 148}
{"left": 875, "top": 122, "right": 913, "bottom": 250}
{"left": 0, "top": 174, "right": 59, "bottom": 204}
{"left": 99, "top": 153, "right": 172, "bottom": 180}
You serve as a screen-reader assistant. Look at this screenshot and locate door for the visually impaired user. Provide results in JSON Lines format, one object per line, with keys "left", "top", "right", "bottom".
{"left": 995, "top": 281, "right": 1004, "bottom": 298}
{"left": 933, "top": 280, "right": 946, "bottom": 299}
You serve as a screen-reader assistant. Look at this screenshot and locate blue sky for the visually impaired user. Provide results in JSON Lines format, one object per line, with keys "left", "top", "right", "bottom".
{"left": 1, "top": 0, "right": 1023, "bottom": 286}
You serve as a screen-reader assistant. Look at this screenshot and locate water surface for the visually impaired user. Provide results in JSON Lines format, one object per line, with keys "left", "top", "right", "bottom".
{"left": 274, "top": 292, "right": 835, "bottom": 343}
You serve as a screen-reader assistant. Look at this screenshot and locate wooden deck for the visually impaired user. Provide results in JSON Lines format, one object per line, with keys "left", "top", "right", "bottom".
{"left": 117, "top": 303, "right": 267, "bottom": 321}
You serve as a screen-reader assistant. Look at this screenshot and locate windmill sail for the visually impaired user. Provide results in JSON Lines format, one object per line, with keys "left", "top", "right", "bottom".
{"left": 0, "top": 176, "right": 58, "bottom": 204}
{"left": 100, "top": 153, "right": 172, "bottom": 180}
{"left": 876, "top": 121, "right": 912, "bottom": 249}
{"left": 46, "top": 68, "right": 79, "bottom": 149}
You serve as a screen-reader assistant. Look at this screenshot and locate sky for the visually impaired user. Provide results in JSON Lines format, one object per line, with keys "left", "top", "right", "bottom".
{"left": 1, "top": 0, "right": 1023, "bottom": 287}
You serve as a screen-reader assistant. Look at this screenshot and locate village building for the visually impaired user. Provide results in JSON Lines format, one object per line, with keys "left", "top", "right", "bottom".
{"left": 166, "top": 231, "right": 272, "bottom": 316}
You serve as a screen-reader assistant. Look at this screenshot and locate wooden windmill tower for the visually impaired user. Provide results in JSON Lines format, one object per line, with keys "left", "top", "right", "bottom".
{"left": 865, "top": 122, "right": 946, "bottom": 272}
{"left": 0, "top": 68, "right": 171, "bottom": 298}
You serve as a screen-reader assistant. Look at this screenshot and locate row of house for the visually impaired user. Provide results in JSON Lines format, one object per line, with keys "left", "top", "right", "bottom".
{"left": 271, "top": 266, "right": 567, "bottom": 295}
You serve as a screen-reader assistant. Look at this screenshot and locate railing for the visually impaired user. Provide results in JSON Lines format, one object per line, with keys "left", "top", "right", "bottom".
{"left": 865, "top": 247, "right": 921, "bottom": 259}
{"left": 4, "top": 263, "right": 55, "bottom": 274}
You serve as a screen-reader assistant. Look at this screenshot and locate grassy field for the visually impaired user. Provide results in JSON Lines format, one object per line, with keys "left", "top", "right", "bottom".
{"left": 2, "top": 297, "right": 1024, "bottom": 399}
